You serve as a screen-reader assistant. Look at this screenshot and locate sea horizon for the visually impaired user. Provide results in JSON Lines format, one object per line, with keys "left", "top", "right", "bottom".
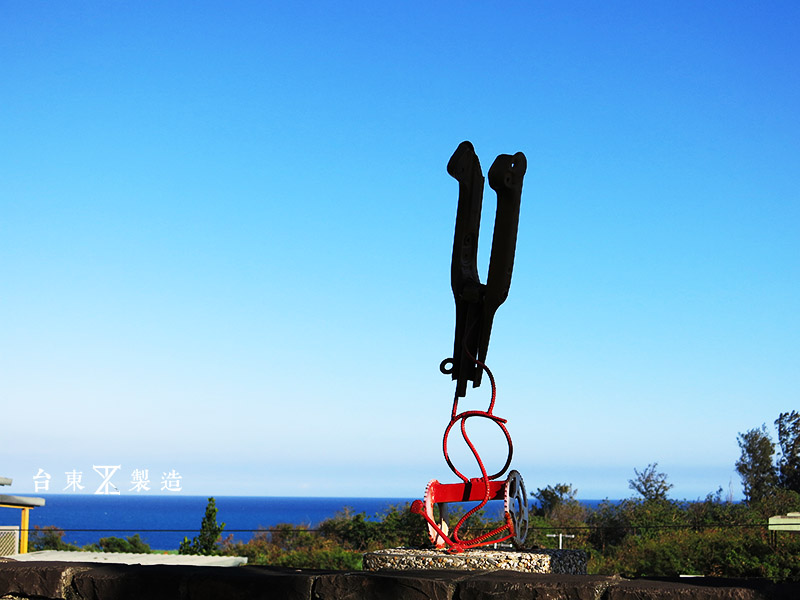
{"left": 2, "top": 494, "right": 617, "bottom": 550}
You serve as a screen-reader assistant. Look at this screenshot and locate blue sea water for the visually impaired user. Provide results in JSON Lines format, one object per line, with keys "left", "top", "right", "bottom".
{"left": 4, "top": 495, "right": 421, "bottom": 550}
{"left": 2, "top": 495, "right": 608, "bottom": 550}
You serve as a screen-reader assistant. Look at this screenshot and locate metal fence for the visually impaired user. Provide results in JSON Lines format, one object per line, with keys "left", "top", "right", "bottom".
{"left": 0, "top": 526, "right": 19, "bottom": 556}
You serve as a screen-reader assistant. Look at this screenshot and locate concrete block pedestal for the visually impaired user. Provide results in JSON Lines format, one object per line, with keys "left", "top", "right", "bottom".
{"left": 364, "top": 547, "right": 588, "bottom": 574}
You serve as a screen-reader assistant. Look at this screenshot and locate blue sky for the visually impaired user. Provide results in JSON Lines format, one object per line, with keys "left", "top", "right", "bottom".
{"left": 2, "top": 2, "right": 798, "bottom": 501}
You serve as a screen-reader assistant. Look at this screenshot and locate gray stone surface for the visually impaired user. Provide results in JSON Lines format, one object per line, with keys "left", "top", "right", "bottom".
{"left": 364, "top": 548, "right": 588, "bottom": 574}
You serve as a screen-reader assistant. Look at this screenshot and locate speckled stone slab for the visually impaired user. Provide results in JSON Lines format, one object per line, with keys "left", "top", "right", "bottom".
{"left": 363, "top": 548, "right": 587, "bottom": 574}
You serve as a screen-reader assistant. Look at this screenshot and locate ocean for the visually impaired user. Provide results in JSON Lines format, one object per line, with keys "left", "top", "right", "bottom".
{"left": 7, "top": 495, "right": 418, "bottom": 550}
{"left": 2, "top": 495, "right": 606, "bottom": 550}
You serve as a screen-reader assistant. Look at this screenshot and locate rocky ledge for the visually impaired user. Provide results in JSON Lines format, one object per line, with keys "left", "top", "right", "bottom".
{"left": 364, "top": 547, "right": 588, "bottom": 574}
{"left": 1, "top": 560, "right": 800, "bottom": 599}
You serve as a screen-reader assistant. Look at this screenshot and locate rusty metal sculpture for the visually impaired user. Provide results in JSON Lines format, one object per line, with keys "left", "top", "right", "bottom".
{"left": 411, "top": 141, "right": 528, "bottom": 553}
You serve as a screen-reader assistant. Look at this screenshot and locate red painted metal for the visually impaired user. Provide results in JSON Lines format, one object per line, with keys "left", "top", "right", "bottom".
{"left": 410, "top": 359, "right": 527, "bottom": 553}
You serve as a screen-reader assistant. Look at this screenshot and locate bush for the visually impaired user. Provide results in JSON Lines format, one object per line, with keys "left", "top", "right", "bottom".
{"left": 220, "top": 502, "right": 455, "bottom": 568}
{"left": 220, "top": 523, "right": 363, "bottom": 569}
{"left": 319, "top": 504, "right": 434, "bottom": 551}
{"left": 84, "top": 534, "right": 151, "bottom": 554}
{"left": 28, "top": 526, "right": 81, "bottom": 551}
{"left": 592, "top": 525, "right": 800, "bottom": 580}
{"left": 587, "top": 497, "right": 688, "bottom": 551}
{"left": 265, "top": 547, "right": 363, "bottom": 570}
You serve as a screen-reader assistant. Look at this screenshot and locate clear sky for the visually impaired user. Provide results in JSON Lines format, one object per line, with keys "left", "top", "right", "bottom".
{"left": 2, "top": 2, "right": 798, "bottom": 501}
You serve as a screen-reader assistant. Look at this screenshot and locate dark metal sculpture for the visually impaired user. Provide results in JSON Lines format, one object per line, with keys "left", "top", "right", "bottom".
{"left": 440, "top": 141, "right": 527, "bottom": 397}
{"left": 411, "top": 141, "right": 529, "bottom": 553}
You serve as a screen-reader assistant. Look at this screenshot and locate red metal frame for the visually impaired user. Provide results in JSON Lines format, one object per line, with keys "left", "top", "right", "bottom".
{"left": 410, "top": 361, "right": 525, "bottom": 553}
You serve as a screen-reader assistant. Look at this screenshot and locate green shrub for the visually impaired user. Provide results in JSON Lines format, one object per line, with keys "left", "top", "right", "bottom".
{"left": 84, "top": 534, "right": 151, "bottom": 554}
{"left": 28, "top": 526, "right": 81, "bottom": 551}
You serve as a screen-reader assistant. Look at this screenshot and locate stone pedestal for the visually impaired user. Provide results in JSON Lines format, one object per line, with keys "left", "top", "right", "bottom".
{"left": 363, "top": 548, "right": 587, "bottom": 574}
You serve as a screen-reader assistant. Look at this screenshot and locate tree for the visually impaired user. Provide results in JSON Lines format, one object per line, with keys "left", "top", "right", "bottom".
{"left": 179, "top": 497, "right": 226, "bottom": 555}
{"left": 526, "top": 483, "right": 588, "bottom": 548}
{"left": 628, "top": 463, "right": 672, "bottom": 501}
{"left": 532, "top": 483, "right": 578, "bottom": 516}
{"left": 735, "top": 425, "right": 778, "bottom": 504}
{"left": 776, "top": 411, "right": 800, "bottom": 493}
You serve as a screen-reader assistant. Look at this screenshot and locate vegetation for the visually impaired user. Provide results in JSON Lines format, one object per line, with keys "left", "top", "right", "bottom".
{"left": 736, "top": 425, "right": 778, "bottom": 503}
{"left": 210, "top": 485, "right": 800, "bottom": 579}
{"left": 219, "top": 504, "right": 445, "bottom": 570}
{"left": 28, "top": 526, "right": 151, "bottom": 554}
{"left": 179, "top": 497, "right": 226, "bottom": 555}
{"left": 29, "top": 525, "right": 82, "bottom": 552}
{"left": 776, "top": 411, "right": 800, "bottom": 493}
{"left": 586, "top": 490, "right": 800, "bottom": 580}
{"left": 84, "top": 534, "right": 151, "bottom": 554}
{"left": 28, "top": 412, "right": 800, "bottom": 580}
{"left": 628, "top": 463, "right": 673, "bottom": 501}
{"left": 736, "top": 411, "right": 800, "bottom": 503}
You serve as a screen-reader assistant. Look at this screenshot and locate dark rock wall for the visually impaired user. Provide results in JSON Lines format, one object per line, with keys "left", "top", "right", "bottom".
{"left": 1, "top": 561, "right": 798, "bottom": 600}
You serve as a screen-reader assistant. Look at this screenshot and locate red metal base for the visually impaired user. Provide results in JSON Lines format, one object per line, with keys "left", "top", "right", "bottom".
{"left": 410, "top": 470, "right": 528, "bottom": 553}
